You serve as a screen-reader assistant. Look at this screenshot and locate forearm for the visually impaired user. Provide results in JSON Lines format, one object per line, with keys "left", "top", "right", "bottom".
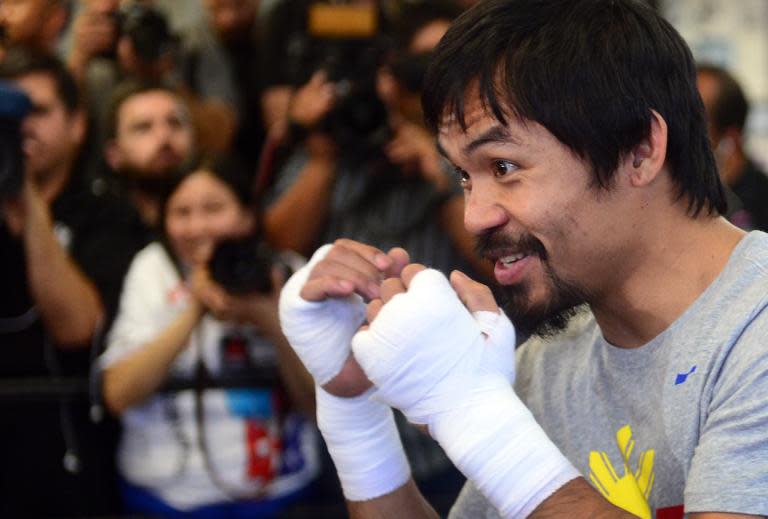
{"left": 348, "top": 479, "right": 439, "bottom": 519}
{"left": 273, "top": 334, "right": 316, "bottom": 417}
{"left": 103, "top": 302, "right": 202, "bottom": 414}
{"left": 254, "top": 304, "right": 316, "bottom": 417}
{"left": 24, "top": 214, "right": 103, "bottom": 347}
{"left": 263, "top": 157, "right": 336, "bottom": 255}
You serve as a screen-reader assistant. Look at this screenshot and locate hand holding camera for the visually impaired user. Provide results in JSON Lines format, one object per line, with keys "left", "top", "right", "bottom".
{"left": 70, "top": 0, "right": 120, "bottom": 63}
{"left": 188, "top": 236, "right": 290, "bottom": 328}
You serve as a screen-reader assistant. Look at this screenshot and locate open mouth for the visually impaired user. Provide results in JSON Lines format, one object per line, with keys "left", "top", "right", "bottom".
{"left": 499, "top": 252, "right": 529, "bottom": 266}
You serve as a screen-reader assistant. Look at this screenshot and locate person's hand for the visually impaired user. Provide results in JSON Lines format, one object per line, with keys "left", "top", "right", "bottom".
{"left": 353, "top": 267, "right": 580, "bottom": 517}
{"left": 279, "top": 239, "right": 409, "bottom": 397}
{"left": 188, "top": 264, "right": 285, "bottom": 326}
{"left": 289, "top": 70, "right": 337, "bottom": 130}
{"left": 69, "top": 0, "right": 120, "bottom": 68}
{"left": 385, "top": 120, "right": 449, "bottom": 192}
{"left": 354, "top": 265, "right": 515, "bottom": 425}
{"left": 1, "top": 179, "right": 52, "bottom": 237}
{"left": 279, "top": 240, "right": 413, "bottom": 502}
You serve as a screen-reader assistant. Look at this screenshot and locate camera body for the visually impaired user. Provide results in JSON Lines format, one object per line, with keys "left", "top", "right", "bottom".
{"left": 119, "top": 4, "right": 174, "bottom": 63}
{"left": 99, "top": 4, "right": 174, "bottom": 63}
{"left": 208, "top": 235, "right": 290, "bottom": 295}
{"left": 285, "top": 2, "right": 391, "bottom": 156}
{"left": 0, "top": 82, "right": 30, "bottom": 198}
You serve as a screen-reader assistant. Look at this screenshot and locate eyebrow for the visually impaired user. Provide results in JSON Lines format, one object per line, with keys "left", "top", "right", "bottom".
{"left": 436, "top": 123, "right": 518, "bottom": 162}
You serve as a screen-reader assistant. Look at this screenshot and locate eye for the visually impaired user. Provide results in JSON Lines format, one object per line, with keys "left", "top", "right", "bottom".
{"left": 453, "top": 166, "right": 471, "bottom": 188}
{"left": 492, "top": 159, "right": 518, "bottom": 177}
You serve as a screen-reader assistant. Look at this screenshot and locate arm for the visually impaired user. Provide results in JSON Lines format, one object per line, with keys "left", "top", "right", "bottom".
{"left": 279, "top": 241, "right": 415, "bottom": 505}
{"left": 263, "top": 135, "right": 337, "bottom": 255}
{"left": 103, "top": 299, "right": 203, "bottom": 414}
{"left": 348, "top": 480, "right": 439, "bottom": 519}
{"left": 261, "top": 85, "right": 293, "bottom": 133}
{"left": 3, "top": 182, "right": 104, "bottom": 347}
{"left": 66, "top": 0, "right": 119, "bottom": 85}
{"left": 263, "top": 72, "right": 339, "bottom": 255}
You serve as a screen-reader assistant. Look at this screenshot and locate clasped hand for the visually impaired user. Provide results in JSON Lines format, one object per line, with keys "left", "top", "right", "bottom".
{"left": 280, "top": 239, "right": 516, "bottom": 428}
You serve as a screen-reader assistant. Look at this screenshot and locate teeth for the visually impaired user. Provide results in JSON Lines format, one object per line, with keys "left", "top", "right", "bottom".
{"left": 500, "top": 253, "right": 526, "bottom": 265}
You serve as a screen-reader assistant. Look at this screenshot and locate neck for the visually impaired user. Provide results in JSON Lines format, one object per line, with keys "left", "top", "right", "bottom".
{"left": 590, "top": 210, "right": 745, "bottom": 348}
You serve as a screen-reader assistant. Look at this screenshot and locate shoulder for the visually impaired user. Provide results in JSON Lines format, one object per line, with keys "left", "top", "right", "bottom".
{"left": 124, "top": 243, "right": 177, "bottom": 284}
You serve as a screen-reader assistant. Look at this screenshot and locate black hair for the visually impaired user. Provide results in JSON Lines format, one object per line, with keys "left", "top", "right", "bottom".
{"left": 697, "top": 63, "right": 749, "bottom": 135}
{"left": 423, "top": 0, "right": 725, "bottom": 216}
{"left": 0, "top": 46, "right": 81, "bottom": 113}
{"left": 105, "top": 79, "right": 185, "bottom": 140}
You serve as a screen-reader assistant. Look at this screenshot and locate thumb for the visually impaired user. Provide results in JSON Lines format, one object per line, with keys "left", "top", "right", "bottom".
{"left": 449, "top": 270, "right": 499, "bottom": 313}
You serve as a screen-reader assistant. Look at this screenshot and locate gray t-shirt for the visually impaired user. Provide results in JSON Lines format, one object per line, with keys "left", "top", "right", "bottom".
{"left": 450, "top": 231, "right": 768, "bottom": 518}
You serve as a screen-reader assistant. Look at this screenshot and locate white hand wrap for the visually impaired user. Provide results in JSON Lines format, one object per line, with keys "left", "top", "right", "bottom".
{"left": 279, "top": 244, "right": 410, "bottom": 501}
{"left": 316, "top": 386, "right": 411, "bottom": 501}
{"left": 279, "top": 244, "right": 365, "bottom": 386}
{"left": 352, "top": 269, "right": 580, "bottom": 517}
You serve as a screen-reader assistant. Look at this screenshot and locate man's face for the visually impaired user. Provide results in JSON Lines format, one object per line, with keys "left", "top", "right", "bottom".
{"left": 109, "top": 90, "right": 194, "bottom": 179}
{"left": 204, "top": 0, "right": 257, "bottom": 43}
{"left": 438, "top": 94, "right": 631, "bottom": 337}
{"left": 15, "top": 72, "right": 83, "bottom": 186}
{"left": 0, "top": 0, "right": 49, "bottom": 46}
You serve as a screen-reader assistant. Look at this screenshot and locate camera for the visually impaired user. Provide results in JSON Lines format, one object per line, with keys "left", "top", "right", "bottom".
{"left": 0, "top": 82, "right": 30, "bottom": 198}
{"left": 208, "top": 235, "right": 290, "bottom": 295}
{"left": 286, "top": 3, "right": 392, "bottom": 155}
{"left": 119, "top": 4, "right": 175, "bottom": 63}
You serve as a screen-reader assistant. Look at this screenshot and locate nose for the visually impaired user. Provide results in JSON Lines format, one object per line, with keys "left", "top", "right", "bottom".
{"left": 463, "top": 182, "right": 510, "bottom": 236}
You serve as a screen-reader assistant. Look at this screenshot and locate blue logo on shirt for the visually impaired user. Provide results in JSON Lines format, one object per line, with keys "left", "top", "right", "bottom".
{"left": 674, "top": 365, "right": 697, "bottom": 385}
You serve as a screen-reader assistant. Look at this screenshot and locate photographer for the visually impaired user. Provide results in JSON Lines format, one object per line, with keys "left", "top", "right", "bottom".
{"left": 0, "top": 0, "right": 69, "bottom": 61}
{"left": 264, "top": 0, "right": 483, "bottom": 276}
{"left": 68, "top": 1, "right": 236, "bottom": 158}
{"left": 0, "top": 49, "right": 145, "bottom": 517}
{"left": 100, "top": 155, "right": 318, "bottom": 517}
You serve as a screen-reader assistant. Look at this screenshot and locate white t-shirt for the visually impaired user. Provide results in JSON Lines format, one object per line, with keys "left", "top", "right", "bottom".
{"left": 101, "top": 242, "right": 319, "bottom": 510}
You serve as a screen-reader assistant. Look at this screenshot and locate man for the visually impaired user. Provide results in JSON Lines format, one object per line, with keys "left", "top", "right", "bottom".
{"left": 0, "top": 49, "right": 144, "bottom": 517}
{"left": 70, "top": 2, "right": 234, "bottom": 158}
{"left": 182, "top": 0, "right": 267, "bottom": 171}
{"left": 104, "top": 81, "right": 195, "bottom": 229}
{"left": 278, "top": 1, "right": 768, "bottom": 518}
{"left": 0, "top": 0, "right": 68, "bottom": 60}
{"left": 697, "top": 63, "right": 768, "bottom": 232}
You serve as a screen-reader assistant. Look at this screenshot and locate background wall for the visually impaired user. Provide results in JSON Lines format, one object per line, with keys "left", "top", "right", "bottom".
{"left": 662, "top": 0, "right": 768, "bottom": 169}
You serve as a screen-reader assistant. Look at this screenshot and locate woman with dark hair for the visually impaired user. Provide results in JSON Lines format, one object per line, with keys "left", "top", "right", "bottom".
{"left": 99, "top": 156, "right": 318, "bottom": 517}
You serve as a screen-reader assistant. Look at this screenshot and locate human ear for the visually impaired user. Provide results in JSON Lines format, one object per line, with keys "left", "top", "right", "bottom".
{"left": 627, "top": 110, "right": 668, "bottom": 187}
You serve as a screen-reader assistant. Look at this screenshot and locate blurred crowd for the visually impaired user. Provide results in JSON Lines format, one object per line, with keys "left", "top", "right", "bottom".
{"left": 0, "top": 0, "right": 764, "bottom": 518}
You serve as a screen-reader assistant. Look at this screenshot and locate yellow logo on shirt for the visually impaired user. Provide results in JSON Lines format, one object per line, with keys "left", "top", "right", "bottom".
{"left": 588, "top": 425, "right": 654, "bottom": 519}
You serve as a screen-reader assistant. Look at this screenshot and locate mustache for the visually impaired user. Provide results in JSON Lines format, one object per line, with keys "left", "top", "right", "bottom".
{"left": 152, "top": 143, "right": 181, "bottom": 161}
{"left": 474, "top": 229, "right": 548, "bottom": 262}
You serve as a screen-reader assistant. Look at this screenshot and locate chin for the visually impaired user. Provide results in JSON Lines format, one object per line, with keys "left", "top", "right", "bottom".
{"left": 497, "top": 273, "right": 589, "bottom": 342}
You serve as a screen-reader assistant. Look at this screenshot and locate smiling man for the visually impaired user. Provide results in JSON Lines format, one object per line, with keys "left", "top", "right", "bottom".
{"left": 278, "top": 0, "right": 768, "bottom": 518}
